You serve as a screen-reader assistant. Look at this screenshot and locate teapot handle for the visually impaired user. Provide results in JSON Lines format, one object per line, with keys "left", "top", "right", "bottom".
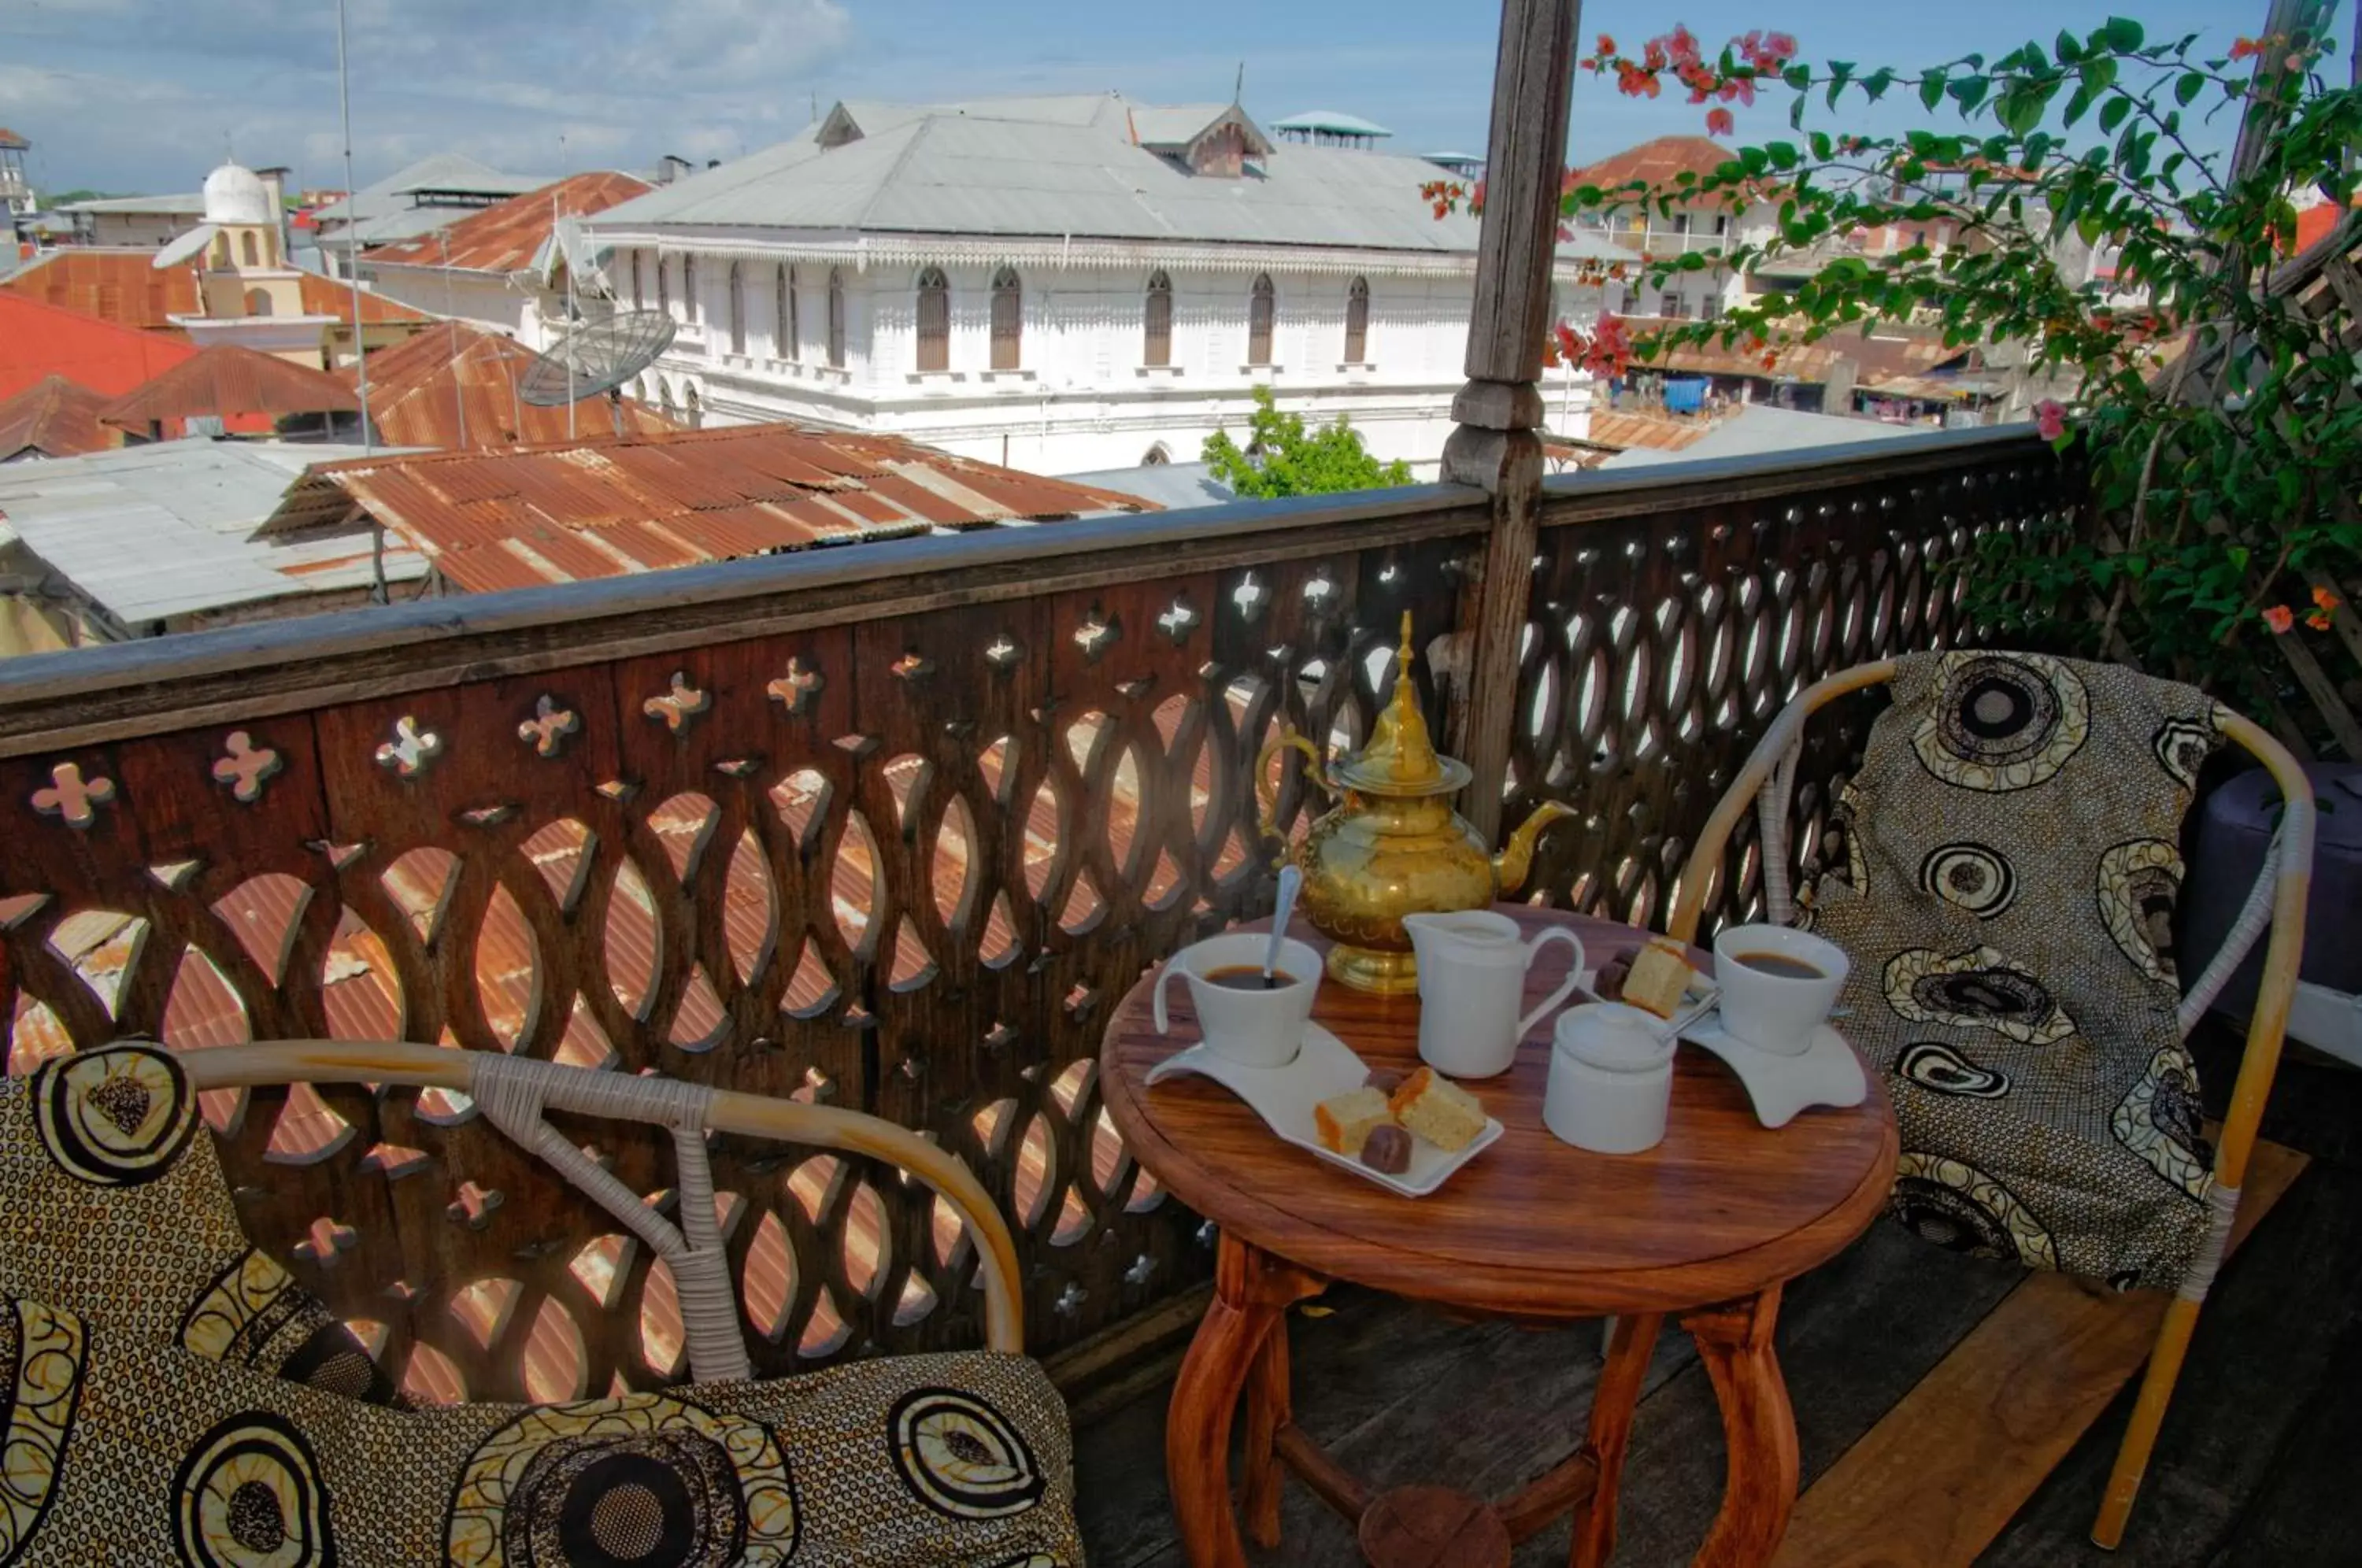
{"left": 1254, "top": 730, "right": 1330, "bottom": 845}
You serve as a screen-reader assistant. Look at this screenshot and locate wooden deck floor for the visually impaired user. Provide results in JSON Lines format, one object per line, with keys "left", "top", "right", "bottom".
{"left": 1072, "top": 1026, "right": 2362, "bottom": 1566}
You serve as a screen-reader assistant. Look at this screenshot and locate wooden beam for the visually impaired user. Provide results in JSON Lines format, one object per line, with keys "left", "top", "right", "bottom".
{"left": 1443, "top": 0, "right": 1581, "bottom": 840}
{"left": 1772, "top": 1139, "right": 2309, "bottom": 1568}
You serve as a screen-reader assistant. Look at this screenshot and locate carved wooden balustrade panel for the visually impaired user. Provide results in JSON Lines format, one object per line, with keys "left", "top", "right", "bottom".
{"left": 1512, "top": 449, "right": 2087, "bottom": 933}
{"left": 0, "top": 534, "right": 1469, "bottom": 1402}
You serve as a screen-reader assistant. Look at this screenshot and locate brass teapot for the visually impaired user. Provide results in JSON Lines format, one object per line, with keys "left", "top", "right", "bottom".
{"left": 1257, "top": 614, "right": 1575, "bottom": 993}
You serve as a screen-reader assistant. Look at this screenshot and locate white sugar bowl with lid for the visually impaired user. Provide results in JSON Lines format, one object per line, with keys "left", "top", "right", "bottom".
{"left": 1545, "top": 1003, "right": 1679, "bottom": 1154}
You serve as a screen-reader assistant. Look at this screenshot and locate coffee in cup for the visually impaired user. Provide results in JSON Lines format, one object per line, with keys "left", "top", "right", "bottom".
{"left": 1711, "top": 923, "right": 1849, "bottom": 1056}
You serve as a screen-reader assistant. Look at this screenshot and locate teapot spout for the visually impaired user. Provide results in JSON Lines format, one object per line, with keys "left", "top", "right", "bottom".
{"left": 1491, "top": 801, "right": 1578, "bottom": 894}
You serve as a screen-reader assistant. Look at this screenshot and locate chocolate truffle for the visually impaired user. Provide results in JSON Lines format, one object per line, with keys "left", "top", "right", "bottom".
{"left": 1360, "top": 1123, "right": 1412, "bottom": 1174}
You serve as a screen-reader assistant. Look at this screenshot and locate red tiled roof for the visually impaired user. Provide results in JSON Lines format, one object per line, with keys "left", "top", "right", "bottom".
{"left": 357, "top": 321, "right": 676, "bottom": 450}
{"left": 1572, "top": 135, "right": 1734, "bottom": 189}
{"left": 2294, "top": 198, "right": 2362, "bottom": 257}
{"left": 97, "top": 345, "right": 361, "bottom": 430}
{"left": 362, "top": 172, "right": 653, "bottom": 274}
{"left": 1, "top": 249, "right": 201, "bottom": 332}
{"left": 0, "top": 375, "right": 119, "bottom": 459}
{"left": 0, "top": 291, "right": 199, "bottom": 400}
{"left": 0, "top": 128, "right": 27, "bottom": 150}
{"left": 289, "top": 424, "right": 1160, "bottom": 594}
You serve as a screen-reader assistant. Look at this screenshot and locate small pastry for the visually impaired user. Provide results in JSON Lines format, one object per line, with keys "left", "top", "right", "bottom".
{"left": 1621, "top": 935, "right": 1697, "bottom": 1020}
{"left": 1363, "top": 1069, "right": 1403, "bottom": 1096}
{"left": 1360, "top": 1124, "right": 1412, "bottom": 1174}
{"left": 1313, "top": 1086, "right": 1394, "bottom": 1156}
{"left": 1386, "top": 1067, "right": 1487, "bottom": 1153}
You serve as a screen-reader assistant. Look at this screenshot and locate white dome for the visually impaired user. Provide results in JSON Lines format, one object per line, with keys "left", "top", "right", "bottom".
{"left": 202, "top": 162, "right": 274, "bottom": 227}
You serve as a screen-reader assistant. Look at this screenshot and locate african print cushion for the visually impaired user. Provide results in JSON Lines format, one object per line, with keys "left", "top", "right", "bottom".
{"left": 0, "top": 1044, "right": 402, "bottom": 1404}
{"left": 1797, "top": 651, "right": 2222, "bottom": 1292}
{"left": 0, "top": 1046, "right": 1083, "bottom": 1566}
{"left": 0, "top": 1289, "right": 1077, "bottom": 1566}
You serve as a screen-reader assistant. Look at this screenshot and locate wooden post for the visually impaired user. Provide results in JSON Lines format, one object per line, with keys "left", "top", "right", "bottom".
{"left": 1444, "top": 0, "right": 1582, "bottom": 843}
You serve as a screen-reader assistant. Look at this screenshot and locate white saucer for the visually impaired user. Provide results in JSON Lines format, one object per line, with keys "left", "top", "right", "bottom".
{"left": 1143, "top": 1023, "right": 1502, "bottom": 1197}
{"left": 1677, "top": 1014, "right": 1868, "bottom": 1129}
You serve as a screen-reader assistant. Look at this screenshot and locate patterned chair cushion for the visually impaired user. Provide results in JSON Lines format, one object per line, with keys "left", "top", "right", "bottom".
{"left": 0, "top": 1045, "right": 1083, "bottom": 1566}
{"left": 1798, "top": 651, "right": 2221, "bottom": 1291}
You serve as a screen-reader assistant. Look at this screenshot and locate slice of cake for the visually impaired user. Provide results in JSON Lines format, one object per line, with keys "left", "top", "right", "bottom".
{"left": 1314, "top": 1087, "right": 1394, "bottom": 1156}
{"left": 1386, "top": 1067, "right": 1488, "bottom": 1152}
{"left": 1621, "top": 935, "right": 1698, "bottom": 1020}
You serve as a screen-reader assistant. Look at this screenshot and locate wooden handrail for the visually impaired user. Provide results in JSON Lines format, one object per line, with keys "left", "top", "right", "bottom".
{"left": 180, "top": 1040, "right": 1028, "bottom": 1358}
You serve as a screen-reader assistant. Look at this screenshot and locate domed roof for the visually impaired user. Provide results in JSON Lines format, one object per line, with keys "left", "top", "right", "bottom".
{"left": 202, "top": 161, "right": 275, "bottom": 227}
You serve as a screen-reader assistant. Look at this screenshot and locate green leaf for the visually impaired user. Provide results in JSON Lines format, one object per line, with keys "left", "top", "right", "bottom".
{"left": 2064, "top": 85, "right": 2094, "bottom": 127}
{"left": 1863, "top": 67, "right": 1897, "bottom": 103}
{"left": 1784, "top": 65, "right": 1812, "bottom": 91}
{"left": 1809, "top": 130, "right": 1834, "bottom": 159}
{"left": 1827, "top": 60, "right": 1855, "bottom": 109}
{"left": 1921, "top": 68, "right": 1949, "bottom": 111}
{"left": 2055, "top": 28, "right": 2081, "bottom": 63}
{"left": 1768, "top": 141, "right": 1801, "bottom": 170}
{"left": 2098, "top": 95, "right": 2132, "bottom": 133}
{"left": 1949, "top": 76, "right": 1990, "bottom": 113}
{"left": 2175, "top": 71, "right": 2205, "bottom": 106}
{"left": 2102, "top": 16, "right": 2143, "bottom": 51}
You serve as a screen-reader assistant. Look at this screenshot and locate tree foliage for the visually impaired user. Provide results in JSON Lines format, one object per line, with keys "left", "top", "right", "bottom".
{"left": 1441, "top": 8, "right": 2362, "bottom": 710}
{"left": 1201, "top": 387, "right": 1413, "bottom": 497}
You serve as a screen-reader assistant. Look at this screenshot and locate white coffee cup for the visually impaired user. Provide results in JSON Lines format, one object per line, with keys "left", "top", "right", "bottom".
{"left": 1152, "top": 931, "right": 1323, "bottom": 1068}
{"left": 1404, "top": 910, "right": 1586, "bottom": 1078}
{"left": 1712, "top": 923, "right": 1849, "bottom": 1056}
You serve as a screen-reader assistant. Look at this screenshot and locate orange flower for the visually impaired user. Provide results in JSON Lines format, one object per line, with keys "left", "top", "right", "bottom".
{"left": 2230, "top": 36, "right": 2262, "bottom": 61}
{"left": 2314, "top": 586, "right": 2341, "bottom": 612}
{"left": 2308, "top": 609, "right": 2335, "bottom": 631}
{"left": 2263, "top": 605, "right": 2296, "bottom": 634}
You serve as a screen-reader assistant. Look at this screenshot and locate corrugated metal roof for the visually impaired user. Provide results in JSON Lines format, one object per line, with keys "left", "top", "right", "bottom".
{"left": 57, "top": 192, "right": 207, "bottom": 216}
{"left": 594, "top": 94, "right": 1638, "bottom": 262}
{"left": 1272, "top": 111, "right": 1394, "bottom": 137}
{"left": 289, "top": 423, "right": 1157, "bottom": 595}
{"left": 0, "top": 375, "right": 118, "bottom": 460}
{"left": 310, "top": 153, "right": 543, "bottom": 227}
{"left": 97, "top": 346, "right": 360, "bottom": 430}
{"left": 295, "top": 272, "right": 431, "bottom": 324}
{"left": 1054, "top": 460, "right": 1233, "bottom": 512}
{"left": 0, "top": 292, "right": 198, "bottom": 400}
{"left": 363, "top": 172, "right": 653, "bottom": 275}
{"left": 2, "top": 249, "right": 200, "bottom": 332}
{"left": 0, "top": 441, "right": 427, "bottom": 621}
{"left": 1600, "top": 404, "right": 1916, "bottom": 468}
{"left": 357, "top": 322, "right": 676, "bottom": 451}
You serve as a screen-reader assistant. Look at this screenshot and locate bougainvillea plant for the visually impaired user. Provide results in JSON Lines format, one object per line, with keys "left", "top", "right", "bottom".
{"left": 1439, "top": 8, "right": 2362, "bottom": 722}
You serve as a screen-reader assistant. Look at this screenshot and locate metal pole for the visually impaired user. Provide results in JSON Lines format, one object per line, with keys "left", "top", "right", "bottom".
{"left": 561, "top": 191, "right": 576, "bottom": 441}
{"left": 335, "top": 0, "right": 386, "bottom": 608}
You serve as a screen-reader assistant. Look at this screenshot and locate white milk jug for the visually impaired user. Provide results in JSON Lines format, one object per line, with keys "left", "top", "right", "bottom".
{"left": 1403, "top": 910, "right": 1585, "bottom": 1078}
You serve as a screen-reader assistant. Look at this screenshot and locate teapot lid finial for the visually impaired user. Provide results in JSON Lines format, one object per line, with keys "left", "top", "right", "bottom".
{"left": 1334, "top": 611, "right": 1468, "bottom": 794}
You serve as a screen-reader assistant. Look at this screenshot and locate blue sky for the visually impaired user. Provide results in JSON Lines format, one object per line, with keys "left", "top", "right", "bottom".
{"left": 0, "top": 0, "right": 2276, "bottom": 197}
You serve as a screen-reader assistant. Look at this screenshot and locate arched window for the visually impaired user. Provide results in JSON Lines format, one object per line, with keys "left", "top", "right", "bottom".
{"left": 682, "top": 254, "right": 698, "bottom": 323}
{"left": 685, "top": 384, "right": 703, "bottom": 430}
{"left": 916, "top": 266, "right": 950, "bottom": 372}
{"left": 1142, "top": 270, "right": 1172, "bottom": 368}
{"left": 1343, "top": 276, "right": 1370, "bottom": 364}
{"left": 244, "top": 288, "right": 272, "bottom": 316}
{"left": 659, "top": 379, "right": 677, "bottom": 417}
{"left": 240, "top": 231, "right": 259, "bottom": 267}
{"left": 1142, "top": 442, "right": 1172, "bottom": 466}
{"left": 631, "top": 250, "right": 643, "bottom": 309}
{"left": 657, "top": 255, "right": 670, "bottom": 314}
{"left": 990, "top": 266, "right": 1021, "bottom": 371}
{"left": 776, "top": 264, "right": 795, "bottom": 361}
{"left": 727, "top": 261, "right": 746, "bottom": 354}
{"left": 1247, "top": 273, "right": 1275, "bottom": 366}
{"left": 826, "top": 269, "right": 846, "bottom": 368}
{"left": 210, "top": 233, "right": 230, "bottom": 268}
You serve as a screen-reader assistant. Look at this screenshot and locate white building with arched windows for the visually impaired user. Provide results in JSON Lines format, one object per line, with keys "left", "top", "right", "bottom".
{"left": 583, "top": 95, "right": 1635, "bottom": 477}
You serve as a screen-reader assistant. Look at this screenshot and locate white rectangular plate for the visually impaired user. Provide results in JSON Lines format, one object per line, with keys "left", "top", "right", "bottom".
{"left": 1142, "top": 1023, "right": 1501, "bottom": 1197}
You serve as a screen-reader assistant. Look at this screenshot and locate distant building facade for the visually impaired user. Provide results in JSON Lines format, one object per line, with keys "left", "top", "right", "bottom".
{"left": 584, "top": 95, "right": 1633, "bottom": 477}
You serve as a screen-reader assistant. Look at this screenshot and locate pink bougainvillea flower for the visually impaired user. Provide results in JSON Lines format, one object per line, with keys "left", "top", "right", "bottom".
{"left": 2308, "top": 609, "right": 2334, "bottom": 631}
{"left": 2033, "top": 399, "right": 2068, "bottom": 441}
{"left": 1597, "top": 32, "right": 1616, "bottom": 55}
{"left": 1707, "top": 107, "right": 1736, "bottom": 136}
{"left": 1766, "top": 32, "right": 1797, "bottom": 59}
{"left": 2264, "top": 605, "right": 2296, "bottom": 634}
{"left": 2314, "top": 586, "right": 2341, "bottom": 612}
{"left": 2229, "top": 36, "right": 2264, "bottom": 61}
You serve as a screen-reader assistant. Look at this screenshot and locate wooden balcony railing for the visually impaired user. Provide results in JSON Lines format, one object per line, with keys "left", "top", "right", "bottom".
{"left": 0, "top": 425, "right": 2077, "bottom": 1402}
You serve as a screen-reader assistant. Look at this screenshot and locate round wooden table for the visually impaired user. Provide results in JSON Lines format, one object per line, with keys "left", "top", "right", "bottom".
{"left": 1099, "top": 908, "right": 1898, "bottom": 1568}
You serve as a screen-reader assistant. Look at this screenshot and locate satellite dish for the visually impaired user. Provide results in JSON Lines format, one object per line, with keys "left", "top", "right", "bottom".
{"left": 518, "top": 309, "right": 676, "bottom": 435}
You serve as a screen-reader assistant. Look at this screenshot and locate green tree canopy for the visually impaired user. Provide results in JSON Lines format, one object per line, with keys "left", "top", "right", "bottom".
{"left": 1201, "top": 388, "right": 1412, "bottom": 497}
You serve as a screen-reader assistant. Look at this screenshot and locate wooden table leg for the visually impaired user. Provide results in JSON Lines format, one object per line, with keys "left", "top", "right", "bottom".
{"left": 1683, "top": 1285, "right": 1798, "bottom": 1568}
{"left": 1568, "top": 1311, "right": 1663, "bottom": 1568}
{"left": 1167, "top": 1233, "right": 1325, "bottom": 1568}
{"left": 1242, "top": 1306, "right": 1291, "bottom": 1548}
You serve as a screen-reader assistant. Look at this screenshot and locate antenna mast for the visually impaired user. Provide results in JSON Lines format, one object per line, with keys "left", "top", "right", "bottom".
{"left": 335, "top": 0, "right": 383, "bottom": 606}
